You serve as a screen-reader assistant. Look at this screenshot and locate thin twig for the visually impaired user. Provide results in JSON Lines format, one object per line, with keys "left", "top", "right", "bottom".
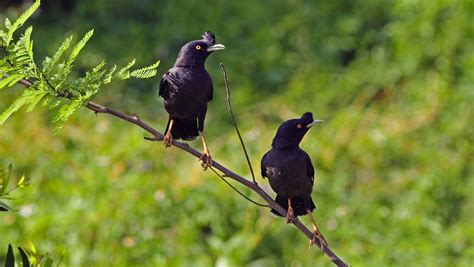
{"left": 219, "top": 63, "right": 257, "bottom": 184}
{"left": 209, "top": 166, "right": 269, "bottom": 207}
{"left": 14, "top": 79, "right": 349, "bottom": 267}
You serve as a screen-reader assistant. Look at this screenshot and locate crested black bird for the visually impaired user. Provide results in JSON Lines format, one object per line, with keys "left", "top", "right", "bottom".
{"left": 159, "top": 31, "right": 225, "bottom": 168}
{"left": 261, "top": 112, "right": 328, "bottom": 248}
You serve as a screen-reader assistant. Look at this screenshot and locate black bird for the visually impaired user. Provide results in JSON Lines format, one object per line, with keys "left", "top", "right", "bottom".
{"left": 261, "top": 112, "right": 327, "bottom": 248}
{"left": 159, "top": 32, "right": 225, "bottom": 168}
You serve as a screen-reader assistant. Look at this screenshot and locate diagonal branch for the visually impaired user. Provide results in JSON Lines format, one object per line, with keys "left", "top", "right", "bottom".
{"left": 17, "top": 80, "right": 349, "bottom": 267}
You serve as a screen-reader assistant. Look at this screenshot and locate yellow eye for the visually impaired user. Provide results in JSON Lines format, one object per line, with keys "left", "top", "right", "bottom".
{"left": 297, "top": 124, "right": 302, "bottom": 129}
{"left": 195, "top": 45, "right": 202, "bottom": 50}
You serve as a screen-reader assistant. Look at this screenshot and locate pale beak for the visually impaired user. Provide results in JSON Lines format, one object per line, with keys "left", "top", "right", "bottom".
{"left": 306, "top": 119, "right": 323, "bottom": 128}
{"left": 207, "top": 43, "right": 225, "bottom": 52}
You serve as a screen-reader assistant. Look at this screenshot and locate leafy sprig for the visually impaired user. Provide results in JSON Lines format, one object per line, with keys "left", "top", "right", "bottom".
{"left": 0, "top": 0, "right": 160, "bottom": 133}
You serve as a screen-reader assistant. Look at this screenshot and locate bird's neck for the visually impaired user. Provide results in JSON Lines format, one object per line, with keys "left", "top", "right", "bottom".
{"left": 174, "top": 53, "right": 206, "bottom": 69}
{"left": 271, "top": 139, "right": 300, "bottom": 150}
{"left": 174, "top": 61, "right": 205, "bottom": 69}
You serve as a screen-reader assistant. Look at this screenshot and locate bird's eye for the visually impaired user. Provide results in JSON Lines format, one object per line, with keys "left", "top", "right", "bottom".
{"left": 297, "top": 124, "right": 302, "bottom": 129}
{"left": 195, "top": 45, "right": 202, "bottom": 50}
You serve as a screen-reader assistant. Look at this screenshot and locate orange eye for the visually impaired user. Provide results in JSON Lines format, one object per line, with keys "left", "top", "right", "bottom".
{"left": 297, "top": 124, "right": 302, "bottom": 129}
{"left": 195, "top": 45, "right": 202, "bottom": 50}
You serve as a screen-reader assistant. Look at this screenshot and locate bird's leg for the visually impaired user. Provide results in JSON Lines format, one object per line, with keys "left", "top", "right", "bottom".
{"left": 286, "top": 198, "right": 295, "bottom": 223}
{"left": 199, "top": 131, "right": 212, "bottom": 170}
{"left": 163, "top": 119, "right": 174, "bottom": 147}
{"left": 306, "top": 208, "right": 328, "bottom": 251}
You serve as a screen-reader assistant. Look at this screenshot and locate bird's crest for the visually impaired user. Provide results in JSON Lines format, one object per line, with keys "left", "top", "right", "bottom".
{"left": 202, "top": 31, "right": 216, "bottom": 46}
{"left": 300, "top": 112, "right": 314, "bottom": 124}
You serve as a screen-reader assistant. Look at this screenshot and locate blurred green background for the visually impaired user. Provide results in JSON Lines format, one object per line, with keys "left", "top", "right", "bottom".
{"left": 1, "top": 0, "right": 473, "bottom": 266}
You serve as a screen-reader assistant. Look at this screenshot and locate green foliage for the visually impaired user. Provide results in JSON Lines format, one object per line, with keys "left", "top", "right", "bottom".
{"left": 0, "top": 1, "right": 160, "bottom": 133}
{"left": 0, "top": 163, "right": 27, "bottom": 212}
{"left": 3, "top": 242, "right": 57, "bottom": 267}
{"left": 3, "top": 0, "right": 41, "bottom": 47}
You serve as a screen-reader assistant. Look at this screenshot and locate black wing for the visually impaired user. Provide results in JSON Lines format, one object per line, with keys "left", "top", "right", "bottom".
{"left": 304, "top": 152, "right": 315, "bottom": 185}
{"left": 159, "top": 70, "right": 179, "bottom": 100}
{"left": 158, "top": 71, "right": 169, "bottom": 99}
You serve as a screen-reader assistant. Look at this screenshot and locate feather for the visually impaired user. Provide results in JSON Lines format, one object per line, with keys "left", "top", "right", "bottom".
{"left": 202, "top": 31, "right": 216, "bottom": 46}
{"left": 301, "top": 112, "right": 314, "bottom": 125}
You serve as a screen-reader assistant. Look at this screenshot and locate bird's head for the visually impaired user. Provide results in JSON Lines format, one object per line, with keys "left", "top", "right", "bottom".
{"left": 271, "top": 112, "right": 323, "bottom": 149}
{"left": 174, "top": 31, "right": 225, "bottom": 68}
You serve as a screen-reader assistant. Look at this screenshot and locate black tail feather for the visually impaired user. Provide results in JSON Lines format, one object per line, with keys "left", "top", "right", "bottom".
{"left": 271, "top": 194, "right": 315, "bottom": 217}
{"left": 166, "top": 117, "right": 199, "bottom": 141}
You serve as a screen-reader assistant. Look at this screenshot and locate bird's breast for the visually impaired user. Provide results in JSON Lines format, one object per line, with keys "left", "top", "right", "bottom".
{"left": 264, "top": 150, "right": 312, "bottom": 197}
{"left": 163, "top": 68, "right": 212, "bottom": 117}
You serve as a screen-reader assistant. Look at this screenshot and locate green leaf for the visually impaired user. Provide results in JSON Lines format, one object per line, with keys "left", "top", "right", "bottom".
{"left": 0, "top": 89, "right": 46, "bottom": 125}
{"left": 67, "top": 29, "right": 93, "bottom": 65}
{"left": 116, "top": 58, "right": 136, "bottom": 79}
{"left": 130, "top": 69, "right": 157, "bottom": 79}
{"left": 6, "top": 244, "right": 14, "bottom": 267}
{"left": 42, "top": 35, "right": 73, "bottom": 74}
{"left": 43, "top": 256, "right": 54, "bottom": 267}
{"left": 0, "top": 74, "right": 23, "bottom": 90}
{"left": 23, "top": 26, "right": 34, "bottom": 58}
{"left": 0, "top": 163, "right": 12, "bottom": 195}
{"left": 5, "top": 0, "right": 40, "bottom": 46}
{"left": 26, "top": 90, "right": 47, "bottom": 112}
{"left": 130, "top": 60, "right": 160, "bottom": 78}
{"left": 17, "top": 175, "right": 27, "bottom": 187}
{"left": 4, "top": 18, "right": 12, "bottom": 29}
{"left": 0, "top": 201, "right": 14, "bottom": 212}
{"left": 48, "top": 99, "right": 62, "bottom": 110}
{"left": 18, "top": 246, "right": 30, "bottom": 267}
{"left": 26, "top": 240, "right": 36, "bottom": 257}
{"left": 52, "top": 98, "right": 83, "bottom": 134}
{"left": 103, "top": 65, "right": 116, "bottom": 84}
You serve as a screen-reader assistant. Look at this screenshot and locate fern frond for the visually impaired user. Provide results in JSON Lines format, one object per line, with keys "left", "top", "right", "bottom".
{"left": 130, "top": 69, "right": 157, "bottom": 79}
{"left": 103, "top": 65, "right": 116, "bottom": 84}
{"left": 93, "top": 61, "right": 106, "bottom": 73}
{"left": 54, "top": 30, "right": 94, "bottom": 89}
{"left": 67, "top": 30, "right": 93, "bottom": 65}
{"left": 130, "top": 60, "right": 160, "bottom": 79}
{"left": 0, "top": 89, "right": 45, "bottom": 125}
{"left": 52, "top": 98, "right": 82, "bottom": 134}
{"left": 42, "top": 35, "right": 73, "bottom": 74}
{"left": 4, "top": 18, "right": 12, "bottom": 29}
{"left": 9, "top": 27, "right": 37, "bottom": 79}
{"left": 0, "top": 74, "right": 24, "bottom": 90}
{"left": 23, "top": 27, "right": 34, "bottom": 59}
{"left": 116, "top": 59, "right": 136, "bottom": 79}
{"left": 26, "top": 86, "right": 48, "bottom": 112}
{"left": 5, "top": 0, "right": 40, "bottom": 46}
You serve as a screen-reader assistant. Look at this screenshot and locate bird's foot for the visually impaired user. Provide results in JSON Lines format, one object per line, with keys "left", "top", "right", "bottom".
{"left": 286, "top": 207, "right": 295, "bottom": 224}
{"left": 163, "top": 132, "right": 173, "bottom": 147}
{"left": 309, "top": 228, "right": 328, "bottom": 252}
{"left": 199, "top": 149, "right": 212, "bottom": 170}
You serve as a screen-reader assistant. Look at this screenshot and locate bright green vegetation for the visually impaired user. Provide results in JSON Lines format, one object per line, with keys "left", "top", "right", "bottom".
{"left": 1, "top": 0, "right": 473, "bottom": 266}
